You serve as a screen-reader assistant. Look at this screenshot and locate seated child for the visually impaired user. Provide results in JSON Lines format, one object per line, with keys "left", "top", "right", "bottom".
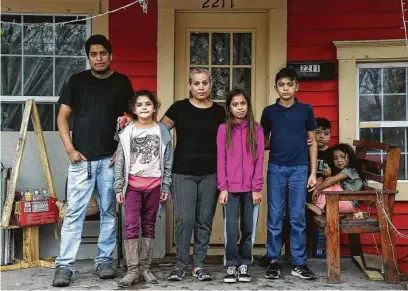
{"left": 315, "top": 117, "right": 332, "bottom": 183}
{"left": 307, "top": 143, "right": 365, "bottom": 216}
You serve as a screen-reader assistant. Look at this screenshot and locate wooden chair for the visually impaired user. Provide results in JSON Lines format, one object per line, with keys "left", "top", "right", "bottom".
{"left": 313, "top": 140, "right": 401, "bottom": 284}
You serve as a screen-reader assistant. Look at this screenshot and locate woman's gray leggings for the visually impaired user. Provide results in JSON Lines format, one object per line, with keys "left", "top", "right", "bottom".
{"left": 171, "top": 173, "right": 218, "bottom": 270}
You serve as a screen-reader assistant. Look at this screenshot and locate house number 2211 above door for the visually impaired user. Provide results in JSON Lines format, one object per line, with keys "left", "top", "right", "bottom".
{"left": 202, "top": 0, "right": 234, "bottom": 8}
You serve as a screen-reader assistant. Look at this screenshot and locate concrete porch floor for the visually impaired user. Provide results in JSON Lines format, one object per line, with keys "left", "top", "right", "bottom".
{"left": 1, "top": 256, "right": 405, "bottom": 290}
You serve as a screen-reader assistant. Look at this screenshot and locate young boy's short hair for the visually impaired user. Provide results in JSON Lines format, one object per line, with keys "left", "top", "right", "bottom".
{"left": 316, "top": 117, "right": 332, "bottom": 130}
{"left": 275, "top": 67, "right": 298, "bottom": 84}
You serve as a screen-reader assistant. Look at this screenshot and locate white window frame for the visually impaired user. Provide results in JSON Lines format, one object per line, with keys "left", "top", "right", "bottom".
{"left": 1, "top": 13, "right": 91, "bottom": 131}
{"left": 334, "top": 39, "right": 408, "bottom": 200}
{"left": 357, "top": 62, "right": 408, "bottom": 181}
{"left": 1, "top": 13, "right": 91, "bottom": 103}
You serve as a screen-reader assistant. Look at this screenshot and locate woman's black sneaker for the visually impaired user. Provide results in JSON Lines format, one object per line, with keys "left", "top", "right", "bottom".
{"left": 265, "top": 262, "right": 282, "bottom": 279}
{"left": 237, "top": 265, "right": 251, "bottom": 282}
{"left": 168, "top": 268, "right": 186, "bottom": 281}
{"left": 192, "top": 268, "right": 212, "bottom": 281}
{"left": 224, "top": 266, "right": 237, "bottom": 283}
{"left": 291, "top": 265, "right": 316, "bottom": 280}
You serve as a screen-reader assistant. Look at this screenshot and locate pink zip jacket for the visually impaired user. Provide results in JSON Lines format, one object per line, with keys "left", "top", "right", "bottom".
{"left": 217, "top": 121, "right": 265, "bottom": 193}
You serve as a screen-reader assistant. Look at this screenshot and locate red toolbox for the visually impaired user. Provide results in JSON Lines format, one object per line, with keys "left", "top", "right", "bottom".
{"left": 13, "top": 198, "right": 59, "bottom": 227}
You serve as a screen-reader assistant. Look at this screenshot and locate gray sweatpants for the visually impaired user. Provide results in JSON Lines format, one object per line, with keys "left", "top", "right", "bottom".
{"left": 171, "top": 173, "right": 218, "bottom": 270}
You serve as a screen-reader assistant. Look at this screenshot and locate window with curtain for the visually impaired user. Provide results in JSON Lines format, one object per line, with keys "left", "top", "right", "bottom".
{"left": 1, "top": 13, "right": 89, "bottom": 131}
{"left": 358, "top": 63, "right": 408, "bottom": 180}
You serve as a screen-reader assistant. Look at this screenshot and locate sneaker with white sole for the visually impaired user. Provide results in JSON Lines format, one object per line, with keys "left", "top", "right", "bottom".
{"left": 237, "top": 265, "right": 251, "bottom": 282}
{"left": 224, "top": 266, "right": 237, "bottom": 283}
{"left": 265, "top": 262, "right": 282, "bottom": 279}
{"left": 168, "top": 269, "right": 186, "bottom": 281}
{"left": 291, "top": 265, "right": 316, "bottom": 280}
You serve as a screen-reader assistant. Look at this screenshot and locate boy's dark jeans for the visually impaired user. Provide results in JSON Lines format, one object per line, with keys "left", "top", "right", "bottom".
{"left": 223, "top": 192, "right": 259, "bottom": 266}
{"left": 171, "top": 173, "right": 218, "bottom": 271}
{"left": 266, "top": 164, "right": 308, "bottom": 266}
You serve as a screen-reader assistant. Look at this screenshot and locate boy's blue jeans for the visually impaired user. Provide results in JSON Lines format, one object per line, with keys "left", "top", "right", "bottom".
{"left": 55, "top": 157, "right": 117, "bottom": 273}
{"left": 266, "top": 164, "right": 308, "bottom": 266}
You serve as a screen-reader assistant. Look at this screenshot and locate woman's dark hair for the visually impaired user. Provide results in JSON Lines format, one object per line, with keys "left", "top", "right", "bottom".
{"left": 328, "top": 143, "right": 366, "bottom": 182}
{"left": 129, "top": 90, "right": 161, "bottom": 120}
{"left": 225, "top": 88, "right": 257, "bottom": 160}
{"left": 85, "top": 34, "right": 112, "bottom": 57}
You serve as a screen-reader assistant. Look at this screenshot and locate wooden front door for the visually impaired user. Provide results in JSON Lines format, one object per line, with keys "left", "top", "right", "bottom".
{"left": 174, "top": 12, "right": 268, "bottom": 244}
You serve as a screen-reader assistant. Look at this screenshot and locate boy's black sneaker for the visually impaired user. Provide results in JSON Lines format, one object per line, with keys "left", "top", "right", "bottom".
{"left": 291, "top": 265, "right": 316, "bottom": 280}
{"left": 52, "top": 267, "right": 73, "bottom": 287}
{"left": 237, "top": 265, "right": 251, "bottom": 282}
{"left": 265, "top": 262, "right": 282, "bottom": 279}
{"left": 223, "top": 266, "right": 237, "bottom": 283}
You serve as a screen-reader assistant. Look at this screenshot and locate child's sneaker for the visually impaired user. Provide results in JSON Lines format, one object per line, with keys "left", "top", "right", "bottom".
{"left": 265, "top": 261, "right": 282, "bottom": 279}
{"left": 223, "top": 266, "right": 237, "bottom": 283}
{"left": 291, "top": 265, "right": 316, "bottom": 280}
{"left": 237, "top": 265, "right": 251, "bottom": 282}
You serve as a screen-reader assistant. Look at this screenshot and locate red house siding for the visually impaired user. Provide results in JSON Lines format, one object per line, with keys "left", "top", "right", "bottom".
{"left": 109, "top": 0, "right": 157, "bottom": 94}
{"left": 288, "top": 0, "right": 408, "bottom": 274}
{"left": 109, "top": 0, "right": 408, "bottom": 275}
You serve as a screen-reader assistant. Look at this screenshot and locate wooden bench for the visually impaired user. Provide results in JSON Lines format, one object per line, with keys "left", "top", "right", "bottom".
{"left": 313, "top": 140, "right": 401, "bottom": 284}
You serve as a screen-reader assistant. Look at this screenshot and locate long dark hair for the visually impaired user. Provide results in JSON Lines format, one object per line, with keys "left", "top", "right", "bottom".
{"left": 328, "top": 143, "right": 366, "bottom": 182}
{"left": 225, "top": 88, "right": 257, "bottom": 160}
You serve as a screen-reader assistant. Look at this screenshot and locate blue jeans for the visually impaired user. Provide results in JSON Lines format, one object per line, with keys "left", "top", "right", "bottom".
{"left": 223, "top": 192, "right": 260, "bottom": 266}
{"left": 266, "top": 164, "right": 308, "bottom": 265}
{"left": 55, "top": 157, "right": 117, "bottom": 272}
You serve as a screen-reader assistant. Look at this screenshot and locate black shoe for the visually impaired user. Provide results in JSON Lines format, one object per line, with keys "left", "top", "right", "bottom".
{"left": 237, "top": 265, "right": 251, "bottom": 282}
{"left": 265, "top": 262, "right": 282, "bottom": 279}
{"left": 95, "top": 263, "right": 116, "bottom": 279}
{"left": 192, "top": 268, "right": 212, "bottom": 281}
{"left": 168, "top": 268, "right": 186, "bottom": 281}
{"left": 291, "top": 265, "right": 316, "bottom": 280}
{"left": 52, "top": 267, "right": 73, "bottom": 287}
{"left": 258, "top": 254, "right": 269, "bottom": 267}
{"left": 224, "top": 266, "right": 237, "bottom": 283}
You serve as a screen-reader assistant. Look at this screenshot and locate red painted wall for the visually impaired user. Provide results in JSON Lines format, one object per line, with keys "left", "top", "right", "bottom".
{"left": 109, "top": 0, "right": 157, "bottom": 94}
{"left": 109, "top": 0, "right": 408, "bottom": 275}
{"left": 288, "top": 0, "right": 403, "bottom": 146}
{"left": 288, "top": 0, "right": 408, "bottom": 275}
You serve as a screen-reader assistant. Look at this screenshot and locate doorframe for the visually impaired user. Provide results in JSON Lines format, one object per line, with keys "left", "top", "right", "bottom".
{"left": 157, "top": 0, "right": 288, "bottom": 254}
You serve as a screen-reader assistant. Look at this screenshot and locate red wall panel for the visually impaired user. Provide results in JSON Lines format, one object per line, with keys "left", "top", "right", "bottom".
{"left": 109, "top": 0, "right": 158, "bottom": 92}
{"left": 289, "top": 0, "right": 407, "bottom": 274}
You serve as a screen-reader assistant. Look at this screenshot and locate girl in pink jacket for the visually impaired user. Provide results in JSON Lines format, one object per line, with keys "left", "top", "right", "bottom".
{"left": 217, "top": 88, "right": 264, "bottom": 284}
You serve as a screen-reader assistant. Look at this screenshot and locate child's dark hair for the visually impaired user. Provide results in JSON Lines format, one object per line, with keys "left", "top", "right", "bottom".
{"left": 316, "top": 117, "right": 332, "bottom": 130}
{"left": 129, "top": 90, "right": 161, "bottom": 120}
{"left": 85, "top": 34, "right": 112, "bottom": 57}
{"left": 275, "top": 67, "right": 298, "bottom": 84}
{"left": 225, "top": 88, "right": 257, "bottom": 160}
{"left": 328, "top": 143, "right": 366, "bottom": 183}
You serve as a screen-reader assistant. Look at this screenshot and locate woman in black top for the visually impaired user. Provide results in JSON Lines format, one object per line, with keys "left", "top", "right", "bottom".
{"left": 161, "top": 67, "right": 225, "bottom": 281}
